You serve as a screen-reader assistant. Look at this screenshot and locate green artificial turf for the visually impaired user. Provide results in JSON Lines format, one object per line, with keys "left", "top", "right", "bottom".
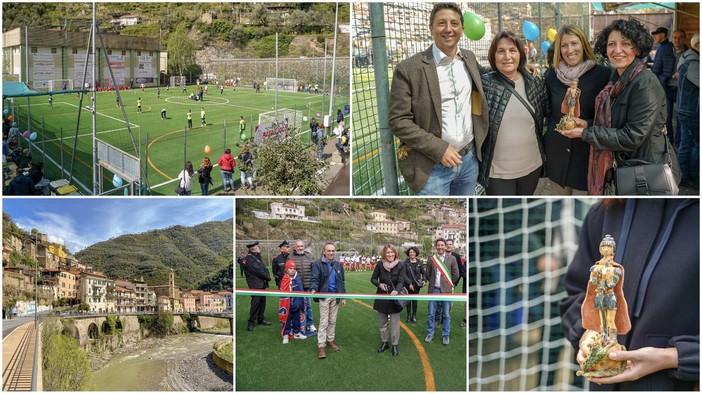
{"left": 235, "top": 270, "right": 467, "bottom": 391}
{"left": 9, "top": 86, "right": 348, "bottom": 195}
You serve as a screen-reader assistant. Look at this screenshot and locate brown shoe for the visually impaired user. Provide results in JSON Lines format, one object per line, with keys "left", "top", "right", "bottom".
{"left": 326, "top": 340, "right": 339, "bottom": 351}
{"left": 317, "top": 347, "right": 326, "bottom": 359}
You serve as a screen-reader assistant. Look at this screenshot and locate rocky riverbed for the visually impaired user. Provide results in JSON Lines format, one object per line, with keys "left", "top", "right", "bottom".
{"left": 91, "top": 333, "right": 232, "bottom": 391}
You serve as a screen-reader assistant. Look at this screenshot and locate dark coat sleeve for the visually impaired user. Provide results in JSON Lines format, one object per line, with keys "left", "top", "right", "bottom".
{"left": 370, "top": 263, "right": 382, "bottom": 289}
{"left": 309, "top": 260, "right": 321, "bottom": 292}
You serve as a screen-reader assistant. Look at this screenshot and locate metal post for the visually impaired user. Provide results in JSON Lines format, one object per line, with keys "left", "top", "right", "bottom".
{"left": 321, "top": 41, "right": 328, "bottom": 117}
{"left": 369, "top": 4, "right": 398, "bottom": 195}
{"left": 223, "top": 119, "right": 227, "bottom": 150}
{"left": 31, "top": 237, "right": 38, "bottom": 391}
{"left": 60, "top": 127, "right": 64, "bottom": 177}
{"left": 328, "top": 2, "right": 339, "bottom": 119}
{"left": 92, "top": 3, "right": 97, "bottom": 195}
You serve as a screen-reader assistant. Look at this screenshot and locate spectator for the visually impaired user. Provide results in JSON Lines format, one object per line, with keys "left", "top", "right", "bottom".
{"left": 336, "top": 108, "right": 344, "bottom": 125}
{"left": 310, "top": 242, "right": 346, "bottom": 359}
{"left": 315, "top": 125, "right": 325, "bottom": 159}
{"left": 676, "top": 33, "right": 699, "bottom": 188}
{"left": 6, "top": 170, "right": 35, "bottom": 195}
{"left": 176, "top": 161, "right": 195, "bottom": 196}
{"left": 370, "top": 244, "right": 409, "bottom": 356}
{"left": 238, "top": 145, "right": 255, "bottom": 191}
{"left": 217, "top": 148, "right": 236, "bottom": 193}
{"left": 425, "top": 238, "right": 459, "bottom": 345}
{"left": 403, "top": 246, "right": 425, "bottom": 324}
{"left": 197, "top": 157, "right": 213, "bottom": 196}
{"left": 17, "top": 149, "right": 31, "bottom": 169}
{"left": 241, "top": 241, "right": 272, "bottom": 331}
{"left": 651, "top": 27, "right": 677, "bottom": 146}
{"left": 272, "top": 240, "right": 291, "bottom": 289}
{"left": 280, "top": 260, "right": 307, "bottom": 344}
{"left": 289, "top": 240, "right": 317, "bottom": 333}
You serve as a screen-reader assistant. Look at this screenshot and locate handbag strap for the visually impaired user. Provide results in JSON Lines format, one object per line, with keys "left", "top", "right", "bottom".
{"left": 496, "top": 75, "right": 541, "bottom": 129}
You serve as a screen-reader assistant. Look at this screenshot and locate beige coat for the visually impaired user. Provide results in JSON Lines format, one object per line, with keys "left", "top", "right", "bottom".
{"left": 389, "top": 46, "right": 489, "bottom": 193}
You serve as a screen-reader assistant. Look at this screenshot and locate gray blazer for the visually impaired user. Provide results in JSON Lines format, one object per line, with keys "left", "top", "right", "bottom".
{"left": 389, "top": 46, "right": 489, "bottom": 193}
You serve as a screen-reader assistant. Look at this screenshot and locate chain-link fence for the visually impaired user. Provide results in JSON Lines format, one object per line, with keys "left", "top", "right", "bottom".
{"left": 352, "top": 3, "right": 590, "bottom": 196}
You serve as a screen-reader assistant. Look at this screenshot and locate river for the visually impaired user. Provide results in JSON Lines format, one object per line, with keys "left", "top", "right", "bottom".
{"left": 92, "top": 332, "right": 232, "bottom": 391}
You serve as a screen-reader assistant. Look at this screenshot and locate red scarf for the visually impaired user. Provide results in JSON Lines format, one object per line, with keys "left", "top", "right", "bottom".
{"left": 278, "top": 274, "right": 292, "bottom": 336}
{"left": 587, "top": 59, "right": 646, "bottom": 195}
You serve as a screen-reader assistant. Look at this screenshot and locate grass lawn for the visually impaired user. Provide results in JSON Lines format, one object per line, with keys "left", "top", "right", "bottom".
{"left": 9, "top": 85, "right": 348, "bottom": 195}
{"left": 235, "top": 270, "right": 467, "bottom": 391}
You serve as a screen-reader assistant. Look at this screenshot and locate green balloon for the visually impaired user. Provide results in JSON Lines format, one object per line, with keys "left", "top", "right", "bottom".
{"left": 463, "top": 11, "right": 485, "bottom": 40}
{"left": 240, "top": 132, "right": 247, "bottom": 141}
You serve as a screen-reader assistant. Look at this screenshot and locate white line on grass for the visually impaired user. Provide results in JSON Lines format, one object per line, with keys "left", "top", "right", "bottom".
{"left": 42, "top": 127, "right": 135, "bottom": 143}
{"left": 61, "top": 102, "right": 141, "bottom": 127}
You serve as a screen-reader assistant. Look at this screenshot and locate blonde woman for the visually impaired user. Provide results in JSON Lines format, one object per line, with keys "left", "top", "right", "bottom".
{"left": 370, "top": 244, "right": 410, "bottom": 356}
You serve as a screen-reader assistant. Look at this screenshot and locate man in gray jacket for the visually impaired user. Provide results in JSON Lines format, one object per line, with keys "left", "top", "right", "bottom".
{"left": 389, "top": 2, "right": 488, "bottom": 195}
{"left": 289, "top": 240, "right": 316, "bottom": 333}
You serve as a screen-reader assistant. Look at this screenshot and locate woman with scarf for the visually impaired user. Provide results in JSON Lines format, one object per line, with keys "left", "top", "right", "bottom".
{"left": 561, "top": 19, "right": 680, "bottom": 195}
{"left": 370, "top": 244, "right": 409, "bottom": 357}
{"left": 403, "top": 246, "right": 425, "bottom": 324}
{"left": 543, "top": 25, "right": 611, "bottom": 195}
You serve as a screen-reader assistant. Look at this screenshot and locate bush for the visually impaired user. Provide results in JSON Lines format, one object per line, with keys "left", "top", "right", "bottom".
{"left": 42, "top": 331, "right": 94, "bottom": 390}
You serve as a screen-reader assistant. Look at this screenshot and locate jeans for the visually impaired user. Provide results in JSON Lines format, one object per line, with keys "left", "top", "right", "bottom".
{"left": 417, "top": 148, "right": 479, "bottom": 196}
{"left": 664, "top": 87, "right": 677, "bottom": 147}
{"left": 283, "top": 309, "right": 302, "bottom": 335}
{"left": 318, "top": 142, "right": 325, "bottom": 159}
{"left": 302, "top": 292, "right": 314, "bottom": 326}
{"left": 200, "top": 182, "right": 209, "bottom": 196}
{"left": 677, "top": 110, "right": 699, "bottom": 183}
{"left": 221, "top": 170, "right": 234, "bottom": 191}
{"left": 427, "top": 288, "right": 451, "bottom": 338}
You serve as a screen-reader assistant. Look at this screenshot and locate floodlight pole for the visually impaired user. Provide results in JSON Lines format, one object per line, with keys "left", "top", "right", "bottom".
{"left": 275, "top": 32, "right": 279, "bottom": 119}
{"left": 327, "top": 2, "right": 339, "bottom": 120}
{"left": 92, "top": 2, "right": 98, "bottom": 195}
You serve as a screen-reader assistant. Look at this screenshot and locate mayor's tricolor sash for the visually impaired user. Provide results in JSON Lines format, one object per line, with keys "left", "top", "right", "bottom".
{"left": 430, "top": 254, "right": 454, "bottom": 292}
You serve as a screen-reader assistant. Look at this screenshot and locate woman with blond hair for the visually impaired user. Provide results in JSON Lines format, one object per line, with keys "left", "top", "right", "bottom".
{"left": 543, "top": 25, "right": 611, "bottom": 194}
{"left": 370, "top": 244, "right": 409, "bottom": 356}
{"left": 197, "top": 157, "right": 214, "bottom": 196}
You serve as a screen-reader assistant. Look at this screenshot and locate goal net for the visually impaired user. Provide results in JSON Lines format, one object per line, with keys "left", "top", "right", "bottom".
{"left": 170, "top": 76, "right": 186, "bottom": 88}
{"left": 264, "top": 77, "right": 297, "bottom": 92}
{"left": 469, "top": 198, "right": 596, "bottom": 391}
{"left": 254, "top": 108, "right": 304, "bottom": 145}
{"left": 50, "top": 79, "right": 74, "bottom": 92}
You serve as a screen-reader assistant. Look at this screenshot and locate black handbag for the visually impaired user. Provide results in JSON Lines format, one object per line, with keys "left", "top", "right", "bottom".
{"left": 614, "top": 138, "right": 678, "bottom": 195}
{"left": 388, "top": 274, "right": 409, "bottom": 309}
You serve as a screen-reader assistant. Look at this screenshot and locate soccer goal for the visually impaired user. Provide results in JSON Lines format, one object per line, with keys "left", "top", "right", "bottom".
{"left": 255, "top": 108, "right": 304, "bottom": 144}
{"left": 264, "top": 77, "right": 297, "bottom": 92}
{"left": 50, "top": 79, "right": 74, "bottom": 91}
{"left": 170, "top": 76, "right": 186, "bottom": 88}
{"left": 468, "top": 198, "right": 597, "bottom": 392}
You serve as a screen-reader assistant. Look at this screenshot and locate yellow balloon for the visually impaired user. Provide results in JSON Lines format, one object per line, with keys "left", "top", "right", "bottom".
{"left": 548, "top": 28, "right": 557, "bottom": 42}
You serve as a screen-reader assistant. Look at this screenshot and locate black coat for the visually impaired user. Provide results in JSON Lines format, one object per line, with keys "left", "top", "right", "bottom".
{"left": 371, "top": 261, "right": 409, "bottom": 315}
{"left": 543, "top": 64, "right": 611, "bottom": 190}
{"left": 479, "top": 70, "right": 549, "bottom": 188}
{"left": 581, "top": 60, "right": 681, "bottom": 184}
{"left": 272, "top": 252, "right": 289, "bottom": 287}
{"left": 560, "top": 199, "right": 699, "bottom": 390}
{"left": 403, "top": 258, "right": 425, "bottom": 291}
{"left": 242, "top": 252, "right": 270, "bottom": 289}
{"left": 197, "top": 164, "right": 213, "bottom": 185}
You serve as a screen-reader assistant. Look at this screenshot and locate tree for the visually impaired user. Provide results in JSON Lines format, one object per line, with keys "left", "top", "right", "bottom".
{"left": 165, "top": 25, "right": 196, "bottom": 78}
{"left": 253, "top": 129, "right": 329, "bottom": 195}
{"left": 250, "top": 4, "right": 269, "bottom": 26}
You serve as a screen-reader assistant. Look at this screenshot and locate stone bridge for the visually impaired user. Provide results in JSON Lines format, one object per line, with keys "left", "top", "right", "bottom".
{"left": 57, "top": 313, "right": 232, "bottom": 349}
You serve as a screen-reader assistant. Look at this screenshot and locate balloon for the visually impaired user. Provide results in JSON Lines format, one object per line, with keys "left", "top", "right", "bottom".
{"left": 547, "top": 28, "right": 557, "bottom": 42}
{"left": 7, "top": 115, "right": 13, "bottom": 121}
{"left": 22, "top": 131, "right": 29, "bottom": 139}
{"left": 204, "top": 145, "right": 211, "bottom": 154}
{"left": 240, "top": 132, "right": 247, "bottom": 141}
{"left": 523, "top": 20, "right": 539, "bottom": 42}
{"left": 463, "top": 11, "right": 486, "bottom": 40}
{"left": 303, "top": 116, "right": 308, "bottom": 122}
{"left": 3, "top": 109, "right": 8, "bottom": 116}
{"left": 316, "top": 113, "right": 321, "bottom": 118}
{"left": 541, "top": 41, "right": 551, "bottom": 54}
{"left": 112, "top": 174, "right": 123, "bottom": 188}
{"left": 29, "top": 132, "right": 37, "bottom": 141}
{"left": 123, "top": 188, "right": 129, "bottom": 196}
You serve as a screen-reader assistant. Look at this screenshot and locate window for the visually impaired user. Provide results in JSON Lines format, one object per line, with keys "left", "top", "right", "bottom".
{"left": 149, "top": 52, "right": 153, "bottom": 56}
{"left": 137, "top": 51, "right": 141, "bottom": 56}
{"left": 72, "top": 48, "right": 78, "bottom": 54}
{"left": 51, "top": 48, "right": 57, "bottom": 54}
{"left": 107, "top": 49, "right": 112, "bottom": 55}
{"left": 30, "top": 47, "right": 37, "bottom": 53}
{"left": 122, "top": 50, "right": 126, "bottom": 56}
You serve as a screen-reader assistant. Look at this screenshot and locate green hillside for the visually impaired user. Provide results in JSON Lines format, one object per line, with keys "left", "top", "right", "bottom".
{"left": 75, "top": 219, "right": 233, "bottom": 290}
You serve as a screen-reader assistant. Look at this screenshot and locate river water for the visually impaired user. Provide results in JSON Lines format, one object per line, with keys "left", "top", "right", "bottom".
{"left": 92, "top": 332, "right": 232, "bottom": 391}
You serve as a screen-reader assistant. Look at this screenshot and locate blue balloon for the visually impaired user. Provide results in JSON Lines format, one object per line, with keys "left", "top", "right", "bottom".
{"left": 112, "top": 174, "right": 123, "bottom": 188}
{"left": 523, "top": 20, "right": 540, "bottom": 42}
{"left": 29, "top": 132, "right": 37, "bottom": 141}
{"left": 2, "top": 109, "right": 8, "bottom": 116}
{"left": 541, "top": 41, "right": 551, "bottom": 54}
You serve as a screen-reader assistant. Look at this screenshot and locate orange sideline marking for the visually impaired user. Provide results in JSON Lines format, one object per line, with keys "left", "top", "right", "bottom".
{"left": 353, "top": 299, "right": 436, "bottom": 391}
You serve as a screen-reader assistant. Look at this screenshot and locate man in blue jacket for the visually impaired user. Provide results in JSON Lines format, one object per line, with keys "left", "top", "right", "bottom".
{"left": 310, "top": 242, "right": 346, "bottom": 359}
{"left": 652, "top": 27, "right": 676, "bottom": 146}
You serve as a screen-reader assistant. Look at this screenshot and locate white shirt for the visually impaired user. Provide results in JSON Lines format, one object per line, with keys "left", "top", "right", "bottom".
{"left": 432, "top": 44, "right": 473, "bottom": 151}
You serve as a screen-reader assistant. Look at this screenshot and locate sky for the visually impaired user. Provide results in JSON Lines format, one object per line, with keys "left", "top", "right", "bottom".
{"left": 2, "top": 198, "right": 233, "bottom": 254}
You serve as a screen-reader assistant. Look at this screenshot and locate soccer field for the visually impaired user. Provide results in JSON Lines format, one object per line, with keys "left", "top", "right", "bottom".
{"left": 235, "top": 271, "right": 467, "bottom": 391}
{"left": 8, "top": 85, "right": 348, "bottom": 195}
